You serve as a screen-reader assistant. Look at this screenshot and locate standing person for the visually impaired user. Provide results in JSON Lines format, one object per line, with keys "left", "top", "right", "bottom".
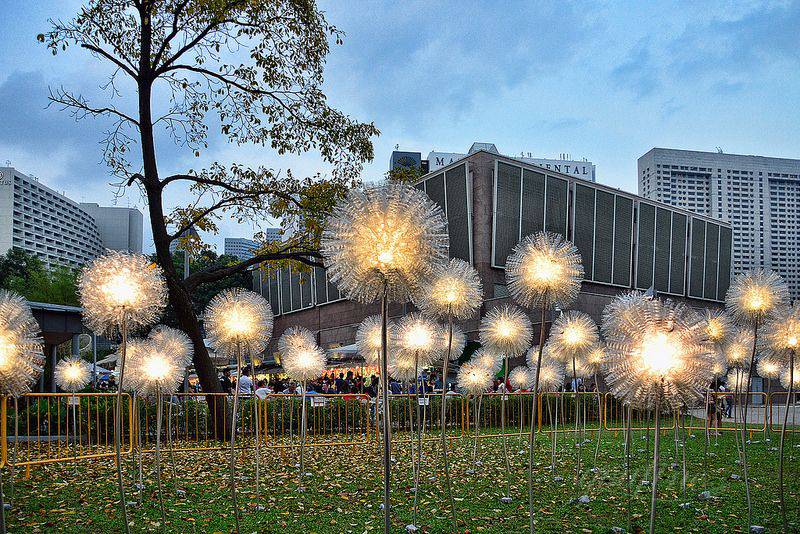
{"left": 254, "top": 380, "right": 271, "bottom": 400}
{"left": 335, "top": 373, "right": 346, "bottom": 394}
{"left": 220, "top": 368, "right": 233, "bottom": 394}
{"left": 719, "top": 383, "right": 731, "bottom": 418}
{"left": 237, "top": 368, "right": 254, "bottom": 395}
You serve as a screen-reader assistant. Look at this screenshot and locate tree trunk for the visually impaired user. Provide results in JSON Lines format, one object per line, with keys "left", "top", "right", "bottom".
{"left": 136, "top": 16, "right": 227, "bottom": 439}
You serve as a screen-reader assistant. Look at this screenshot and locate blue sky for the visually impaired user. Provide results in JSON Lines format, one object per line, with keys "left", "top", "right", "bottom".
{"left": 1, "top": 1, "right": 800, "bottom": 253}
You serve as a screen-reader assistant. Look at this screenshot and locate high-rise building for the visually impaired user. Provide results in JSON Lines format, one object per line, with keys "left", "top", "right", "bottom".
{"left": 79, "top": 203, "right": 143, "bottom": 253}
{"left": 224, "top": 237, "right": 258, "bottom": 260}
{"left": 0, "top": 167, "right": 104, "bottom": 268}
{"left": 638, "top": 148, "right": 800, "bottom": 299}
{"left": 263, "top": 227, "right": 281, "bottom": 243}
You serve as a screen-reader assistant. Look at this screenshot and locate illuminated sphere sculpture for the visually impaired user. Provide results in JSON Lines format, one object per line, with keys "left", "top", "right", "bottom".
{"left": 726, "top": 269, "right": 789, "bottom": 326}
{"left": 78, "top": 251, "right": 167, "bottom": 335}
{"left": 509, "top": 366, "right": 534, "bottom": 390}
{"left": 55, "top": 356, "right": 91, "bottom": 393}
{"left": 355, "top": 315, "right": 395, "bottom": 367}
{"left": 388, "top": 353, "right": 418, "bottom": 383}
{"left": 414, "top": 258, "right": 482, "bottom": 320}
{"left": 601, "top": 291, "right": 647, "bottom": 337}
{"left": 437, "top": 323, "right": 467, "bottom": 361}
{"left": 205, "top": 288, "right": 273, "bottom": 358}
{"left": 703, "top": 309, "right": 733, "bottom": 348}
{"left": 505, "top": 231, "right": 583, "bottom": 309}
{"left": 724, "top": 330, "right": 755, "bottom": 370}
{"left": 760, "top": 305, "right": 800, "bottom": 368}
{"left": 321, "top": 182, "right": 449, "bottom": 304}
{"left": 525, "top": 346, "right": 565, "bottom": 392}
{"left": 479, "top": 305, "right": 532, "bottom": 357}
{"left": 471, "top": 349, "right": 502, "bottom": 374}
{"left": 710, "top": 351, "right": 728, "bottom": 379}
{"left": 0, "top": 291, "right": 44, "bottom": 397}
{"left": 396, "top": 313, "right": 443, "bottom": 368}
{"left": 279, "top": 328, "right": 326, "bottom": 383}
{"left": 604, "top": 297, "right": 713, "bottom": 411}
{"left": 584, "top": 343, "right": 607, "bottom": 376}
{"left": 128, "top": 327, "right": 193, "bottom": 397}
{"left": 756, "top": 357, "right": 781, "bottom": 381}
{"left": 779, "top": 363, "right": 800, "bottom": 389}
{"left": 549, "top": 311, "right": 600, "bottom": 364}
{"left": 457, "top": 361, "right": 493, "bottom": 395}
{"left": 726, "top": 369, "right": 750, "bottom": 394}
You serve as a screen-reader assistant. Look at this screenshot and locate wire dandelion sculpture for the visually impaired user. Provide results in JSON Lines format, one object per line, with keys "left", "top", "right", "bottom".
{"left": 505, "top": 231, "right": 582, "bottom": 532}
{"left": 279, "top": 327, "right": 327, "bottom": 491}
{"left": 760, "top": 305, "right": 800, "bottom": 531}
{"left": 458, "top": 360, "right": 493, "bottom": 473}
{"left": 322, "top": 182, "right": 448, "bottom": 532}
{"left": 78, "top": 252, "right": 166, "bottom": 534}
{"left": 509, "top": 365, "right": 535, "bottom": 440}
{"left": 0, "top": 291, "right": 44, "bottom": 534}
{"left": 725, "top": 269, "right": 789, "bottom": 531}
{"left": 479, "top": 304, "right": 532, "bottom": 504}
{"left": 54, "top": 355, "right": 90, "bottom": 475}
{"left": 604, "top": 296, "right": 713, "bottom": 534}
{"left": 548, "top": 311, "right": 599, "bottom": 495}
{"left": 125, "top": 327, "right": 192, "bottom": 527}
{"left": 205, "top": 288, "right": 273, "bottom": 534}
{"left": 395, "top": 313, "right": 442, "bottom": 531}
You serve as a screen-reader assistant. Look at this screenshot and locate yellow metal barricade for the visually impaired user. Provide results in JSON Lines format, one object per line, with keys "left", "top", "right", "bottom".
{"left": 768, "top": 391, "right": 800, "bottom": 433}
{"left": 382, "top": 393, "right": 467, "bottom": 443}
{"left": 6, "top": 392, "right": 133, "bottom": 467}
{"left": 603, "top": 393, "right": 677, "bottom": 431}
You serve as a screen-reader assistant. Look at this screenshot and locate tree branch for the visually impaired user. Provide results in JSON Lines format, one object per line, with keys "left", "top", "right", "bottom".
{"left": 80, "top": 43, "right": 138, "bottom": 79}
{"left": 185, "top": 250, "right": 322, "bottom": 290}
{"left": 160, "top": 173, "right": 305, "bottom": 209}
{"left": 168, "top": 193, "right": 262, "bottom": 241}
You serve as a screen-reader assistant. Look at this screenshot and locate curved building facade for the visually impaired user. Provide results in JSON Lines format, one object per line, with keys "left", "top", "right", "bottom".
{"left": 0, "top": 167, "right": 104, "bottom": 268}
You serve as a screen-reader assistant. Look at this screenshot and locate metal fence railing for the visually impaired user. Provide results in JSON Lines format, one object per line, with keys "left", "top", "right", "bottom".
{"left": 2, "top": 390, "right": 797, "bottom": 468}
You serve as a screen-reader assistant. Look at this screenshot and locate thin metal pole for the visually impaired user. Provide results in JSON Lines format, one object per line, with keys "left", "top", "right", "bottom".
{"left": 528, "top": 301, "right": 548, "bottom": 534}
{"left": 228, "top": 343, "right": 242, "bottom": 534}
{"left": 571, "top": 357, "right": 582, "bottom": 496}
{"left": 155, "top": 387, "right": 166, "bottom": 528}
{"left": 625, "top": 403, "right": 633, "bottom": 534}
{"left": 739, "top": 321, "right": 759, "bottom": 529}
{"left": 380, "top": 283, "right": 391, "bottom": 533}
{"left": 649, "top": 390, "right": 662, "bottom": 534}
{"left": 778, "top": 350, "right": 794, "bottom": 532}
{"left": 298, "top": 379, "right": 308, "bottom": 490}
{"left": 412, "top": 353, "right": 421, "bottom": 526}
{"left": 593, "top": 372, "right": 603, "bottom": 466}
{"left": 501, "top": 354, "right": 512, "bottom": 502}
{"left": 0, "top": 465, "right": 5, "bottom": 534}
{"left": 471, "top": 395, "right": 483, "bottom": 467}
{"left": 114, "top": 311, "right": 131, "bottom": 534}
{"left": 166, "top": 398, "right": 177, "bottom": 484}
{"left": 72, "top": 395, "right": 78, "bottom": 475}
{"left": 249, "top": 358, "right": 262, "bottom": 504}
{"left": 440, "top": 313, "right": 457, "bottom": 531}
{"left": 550, "top": 394, "right": 558, "bottom": 473}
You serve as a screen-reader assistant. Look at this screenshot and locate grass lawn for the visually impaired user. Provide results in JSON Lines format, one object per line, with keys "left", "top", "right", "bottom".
{"left": 5, "top": 423, "right": 799, "bottom": 533}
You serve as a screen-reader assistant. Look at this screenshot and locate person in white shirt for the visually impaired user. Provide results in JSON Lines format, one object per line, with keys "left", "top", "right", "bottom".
{"left": 254, "top": 380, "right": 271, "bottom": 400}
{"left": 237, "top": 368, "right": 254, "bottom": 395}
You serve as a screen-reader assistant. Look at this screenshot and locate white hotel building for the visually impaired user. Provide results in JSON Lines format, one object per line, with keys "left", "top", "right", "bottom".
{"left": 0, "top": 166, "right": 142, "bottom": 268}
{"left": 638, "top": 148, "right": 800, "bottom": 299}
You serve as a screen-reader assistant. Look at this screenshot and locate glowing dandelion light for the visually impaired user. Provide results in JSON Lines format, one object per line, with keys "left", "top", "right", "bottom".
{"left": 415, "top": 258, "right": 482, "bottom": 321}
{"left": 726, "top": 269, "right": 789, "bottom": 326}
{"left": 124, "top": 326, "right": 192, "bottom": 525}
{"left": 55, "top": 356, "right": 90, "bottom": 393}
{"left": 604, "top": 296, "right": 713, "bottom": 534}
{"left": 479, "top": 304, "right": 532, "bottom": 503}
{"left": 505, "top": 232, "right": 584, "bottom": 532}
{"left": 458, "top": 360, "right": 493, "bottom": 471}
{"left": 525, "top": 347, "right": 566, "bottom": 392}
{"left": 77, "top": 253, "right": 166, "bottom": 534}
{"left": 355, "top": 315, "right": 395, "bottom": 367}
{"left": 472, "top": 349, "right": 502, "bottom": 375}
{"left": 205, "top": 289, "right": 273, "bottom": 532}
{"left": 509, "top": 366, "right": 534, "bottom": 390}
{"left": 279, "top": 327, "right": 326, "bottom": 490}
{"left": 0, "top": 291, "right": 44, "bottom": 398}
{"left": 322, "top": 183, "right": 448, "bottom": 532}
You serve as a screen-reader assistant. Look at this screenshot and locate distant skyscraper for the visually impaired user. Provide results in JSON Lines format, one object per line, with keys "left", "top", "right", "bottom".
{"left": 0, "top": 167, "right": 104, "bottom": 268}
{"left": 224, "top": 237, "right": 258, "bottom": 260}
{"left": 263, "top": 227, "right": 281, "bottom": 243}
{"left": 79, "top": 203, "right": 143, "bottom": 253}
{"left": 639, "top": 148, "right": 800, "bottom": 299}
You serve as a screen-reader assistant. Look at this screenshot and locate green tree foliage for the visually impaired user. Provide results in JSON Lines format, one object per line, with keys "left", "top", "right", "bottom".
{"left": 0, "top": 249, "right": 80, "bottom": 306}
